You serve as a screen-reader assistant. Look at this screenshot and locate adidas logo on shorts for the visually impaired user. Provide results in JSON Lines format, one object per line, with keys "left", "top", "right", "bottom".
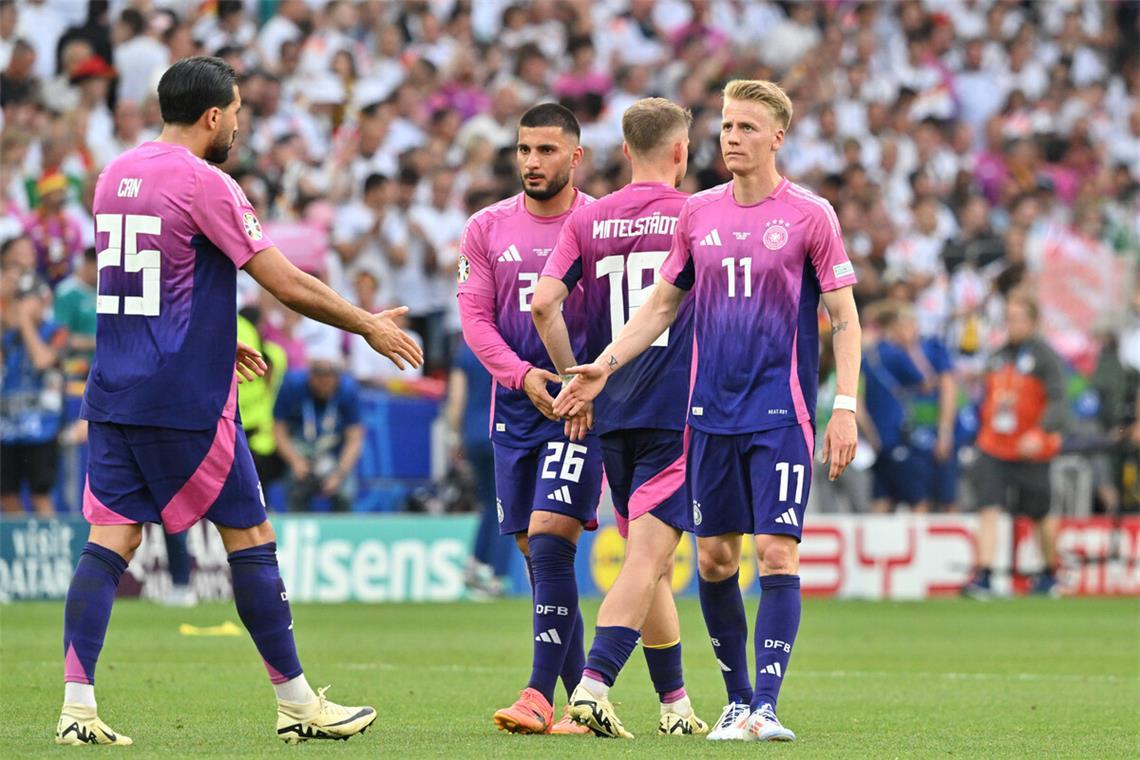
{"left": 774, "top": 508, "right": 799, "bottom": 527}
{"left": 547, "top": 486, "right": 572, "bottom": 504}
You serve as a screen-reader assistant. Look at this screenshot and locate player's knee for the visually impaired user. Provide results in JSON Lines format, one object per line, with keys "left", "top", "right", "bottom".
{"left": 515, "top": 533, "right": 529, "bottom": 556}
{"left": 756, "top": 538, "right": 798, "bottom": 575}
{"left": 698, "top": 545, "right": 738, "bottom": 581}
{"left": 120, "top": 530, "right": 143, "bottom": 560}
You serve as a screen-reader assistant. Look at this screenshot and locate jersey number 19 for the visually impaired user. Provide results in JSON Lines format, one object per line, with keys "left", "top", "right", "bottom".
{"left": 596, "top": 251, "right": 669, "bottom": 347}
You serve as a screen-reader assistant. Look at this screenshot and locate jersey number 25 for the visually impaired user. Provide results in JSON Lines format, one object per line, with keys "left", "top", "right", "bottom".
{"left": 95, "top": 213, "right": 162, "bottom": 316}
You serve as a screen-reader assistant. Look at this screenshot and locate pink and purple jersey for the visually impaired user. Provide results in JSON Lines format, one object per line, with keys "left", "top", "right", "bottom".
{"left": 82, "top": 142, "right": 273, "bottom": 430}
{"left": 659, "top": 178, "right": 857, "bottom": 435}
{"left": 457, "top": 191, "right": 593, "bottom": 447}
{"left": 542, "top": 182, "right": 693, "bottom": 435}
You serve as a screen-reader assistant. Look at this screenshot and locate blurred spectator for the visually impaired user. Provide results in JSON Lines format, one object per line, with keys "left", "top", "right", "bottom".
{"left": 112, "top": 7, "right": 168, "bottom": 106}
{"left": 446, "top": 338, "right": 511, "bottom": 596}
{"left": 0, "top": 3, "right": 16, "bottom": 71}
{"left": 347, "top": 268, "right": 424, "bottom": 389}
{"left": 864, "top": 302, "right": 959, "bottom": 513}
{"left": 1, "top": 254, "right": 64, "bottom": 516}
{"left": 273, "top": 347, "right": 363, "bottom": 512}
{"left": 386, "top": 167, "right": 446, "bottom": 373}
{"left": 70, "top": 53, "right": 116, "bottom": 148}
{"left": 55, "top": 1, "right": 113, "bottom": 76}
{"left": 330, "top": 172, "right": 394, "bottom": 301}
{"left": 1, "top": 38, "right": 39, "bottom": 109}
{"left": 15, "top": 0, "right": 63, "bottom": 82}
{"left": 23, "top": 172, "right": 84, "bottom": 287}
{"left": 90, "top": 98, "right": 154, "bottom": 169}
{"left": 52, "top": 245, "right": 97, "bottom": 381}
{"left": 965, "top": 294, "right": 1069, "bottom": 598}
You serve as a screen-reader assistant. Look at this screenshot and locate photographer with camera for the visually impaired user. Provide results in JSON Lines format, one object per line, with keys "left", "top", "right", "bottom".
{"left": 273, "top": 345, "right": 363, "bottom": 512}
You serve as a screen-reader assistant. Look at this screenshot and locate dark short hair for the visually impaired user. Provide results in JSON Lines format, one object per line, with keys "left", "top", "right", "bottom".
{"left": 363, "top": 173, "right": 388, "bottom": 195}
{"left": 119, "top": 8, "right": 145, "bottom": 37}
{"left": 518, "top": 102, "right": 580, "bottom": 141}
{"left": 157, "top": 56, "right": 237, "bottom": 126}
{"left": 398, "top": 166, "right": 420, "bottom": 187}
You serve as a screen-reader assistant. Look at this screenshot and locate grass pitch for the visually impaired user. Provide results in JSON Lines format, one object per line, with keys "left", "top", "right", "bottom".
{"left": 1, "top": 597, "right": 1137, "bottom": 758}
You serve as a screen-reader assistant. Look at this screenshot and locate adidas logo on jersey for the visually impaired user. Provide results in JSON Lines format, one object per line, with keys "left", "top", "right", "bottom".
{"left": 774, "top": 508, "right": 799, "bottom": 527}
{"left": 547, "top": 486, "right": 572, "bottom": 504}
{"left": 698, "top": 229, "right": 723, "bottom": 246}
{"left": 497, "top": 245, "right": 522, "bottom": 262}
{"left": 536, "top": 628, "right": 563, "bottom": 644}
{"left": 759, "top": 662, "right": 784, "bottom": 678}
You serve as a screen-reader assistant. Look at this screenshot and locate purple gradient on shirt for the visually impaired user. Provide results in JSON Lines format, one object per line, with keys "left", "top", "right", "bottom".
{"left": 457, "top": 191, "right": 593, "bottom": 446}
{"left": 660, "top": 179, "right": 856, "bottom": 435}
{"left": 543, "top": 182, "right": 693, "bottom": 434}
{"left": 82, "top": 142, "right": 273, "bottom": 430}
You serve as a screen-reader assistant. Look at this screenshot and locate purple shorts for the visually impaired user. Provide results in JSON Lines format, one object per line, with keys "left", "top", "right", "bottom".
{"left": 84, "top": 416, "right": 267, "bottom": 534}
{"left": 600, "top": 429, "right": 691, "bottom": 539}
{"left": 688, "top": 422, "right": 815, "bottom": 540}
{"left": 493, "top": 436, "right": 603, "bottom": 536}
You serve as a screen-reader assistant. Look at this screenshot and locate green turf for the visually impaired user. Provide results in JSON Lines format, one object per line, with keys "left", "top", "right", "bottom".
{"left": 1, "top": 597, "right": 1137, "bottom": 758}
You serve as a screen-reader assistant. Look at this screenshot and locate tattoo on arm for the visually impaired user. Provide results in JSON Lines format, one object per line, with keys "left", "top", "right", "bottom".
{"left": 831, "top": 320, "right": 849, "bottom": 336}
{"left": 607, "top": 355, "right": 619, "bottom": 369}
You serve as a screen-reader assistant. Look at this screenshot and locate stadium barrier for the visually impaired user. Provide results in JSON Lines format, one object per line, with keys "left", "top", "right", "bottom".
{"left": 0, "top": 514, "right": 476, "bottom": 603}
{"left": 564, "top": 513, "right": 1140, "bottom": 600}
{"left": 2, "top": 513, "right": 1135, "bottom": 603}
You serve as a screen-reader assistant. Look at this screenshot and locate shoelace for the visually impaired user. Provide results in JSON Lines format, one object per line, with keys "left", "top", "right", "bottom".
{"left": 717, "top": 703, "right": 749, "bottom": 729}
{"left": 315, "top": 686, "right": 353, "bottom": 719}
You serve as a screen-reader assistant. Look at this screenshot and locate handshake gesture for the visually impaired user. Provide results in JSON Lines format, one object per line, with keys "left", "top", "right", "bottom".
{"left": 522, "top": 365, "right": 599, "bottom": 442}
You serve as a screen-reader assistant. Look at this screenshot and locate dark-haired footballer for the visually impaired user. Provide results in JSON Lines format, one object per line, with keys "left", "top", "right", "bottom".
{"left": 56, "top": 56, "right": 422, "bottom": 746}
{"left": 457, "top": 103, "right": 598, "bottom": 736}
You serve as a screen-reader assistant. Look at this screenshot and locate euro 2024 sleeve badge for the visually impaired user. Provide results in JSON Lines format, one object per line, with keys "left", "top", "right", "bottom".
{"left": 243, "top": 211, "right": 263, "bottom": 241}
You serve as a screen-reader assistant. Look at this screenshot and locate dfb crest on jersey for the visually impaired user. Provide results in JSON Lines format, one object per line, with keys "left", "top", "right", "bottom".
{"left": 763, "top": 219, "right": 789, "bottom": 250}
{"left": 243, "top": 212, "right": 263, "bottom": 241}
{"left": 458, "top": 255, "right": 471, "bottom": 283}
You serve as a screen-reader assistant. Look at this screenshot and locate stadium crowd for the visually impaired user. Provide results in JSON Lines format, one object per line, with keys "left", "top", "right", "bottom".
{"left": 1, "top": 0, "right": 1138, "bottom": 522}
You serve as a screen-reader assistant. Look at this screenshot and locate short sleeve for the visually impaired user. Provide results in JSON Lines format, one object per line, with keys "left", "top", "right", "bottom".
{"left": 332, "top": 206, "right": 367, "bottom": 246}
{"left": 543, "top": 209, "right": 585, "bottom": 289}
{"left": 190, "top": 164, "right": 274, "bottom": 269}
{"left": 273, "top": 372, "right": 302, "bottom": 423}
{"left": 807, "top": 199, "right": 857, "bottom": 292}
{"left": 881, "top": 344, "right": 926, "bottom": 387}
{"left": 456, "top": 215, "right": 495, "bottom": 299}
{"left": 926, "top": 338, "right": 952, "bottom": 374}
{"left": 339, "top": 378, "right": 362, "bottom": 426}
{"left": 659, "top": 201, "right": 695, "bottom": 291}
{"left": 53, "top": 291, "right": 76, "bottom": 329}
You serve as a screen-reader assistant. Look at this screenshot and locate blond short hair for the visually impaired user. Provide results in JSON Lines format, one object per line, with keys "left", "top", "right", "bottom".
{"left": 622, "top": 97, "right": 693, "bottom": 155}
{"left": 723, "top": 79, "right": 794, "bottom": 130}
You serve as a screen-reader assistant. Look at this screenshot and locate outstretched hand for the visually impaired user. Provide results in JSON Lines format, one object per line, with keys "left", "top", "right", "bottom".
{"left": 365, "top": 306, "right": 424, "bottom": 370}
{"left": 235, "top": 341, "right": 268, "bottom": 384}
{"left": 552, "top": 362, "right": 608, "bottom": 419}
